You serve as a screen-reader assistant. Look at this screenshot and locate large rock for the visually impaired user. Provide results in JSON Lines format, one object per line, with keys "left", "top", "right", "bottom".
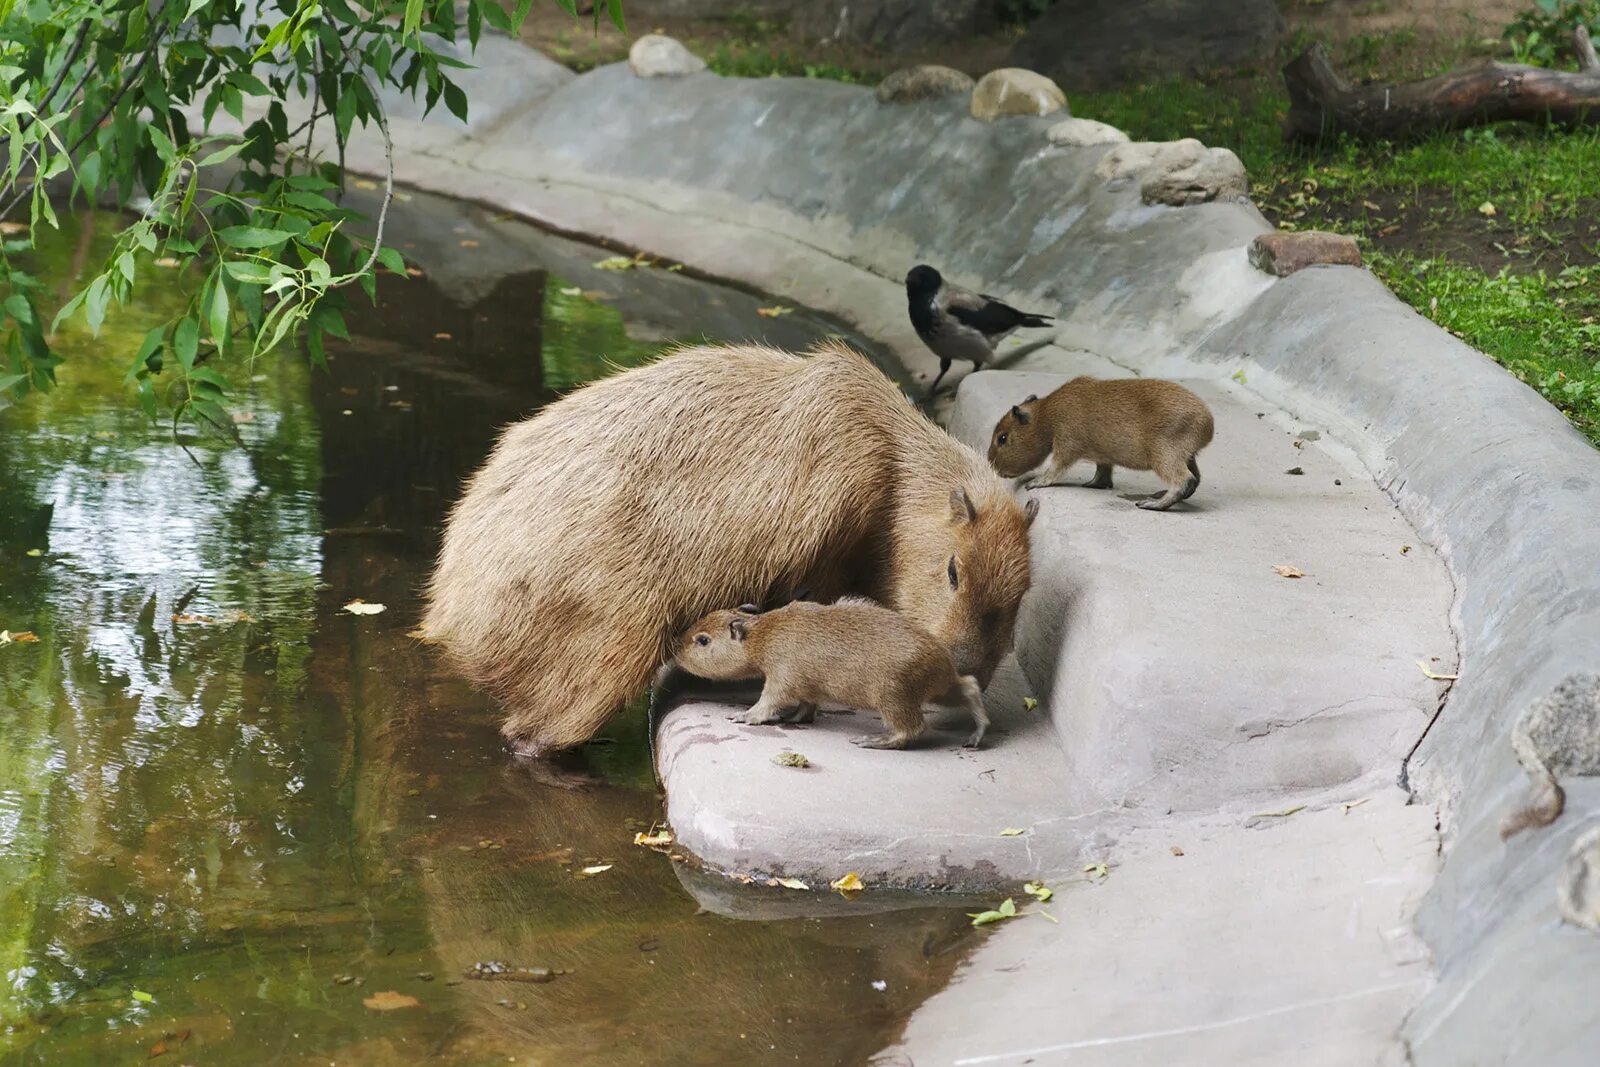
{"left": 1249, "top": 231, "right": 1363, "bottom": 276}
{"left": 875, "top": 64, "right": 975, "bottom": 104}
{"left": 970, "top": 68, "right": 1068, "bottom": 121}
{"left": 1094, "top": 138, "right": 1248, "bottom": 205}
{"left": 1011, "top": 0, "right": 1286, "bottom": 91}
{"left": 628, "top": 34, "right": 707, "bottom": 78}
{"left": 1047, "top": 116, "right": 1130, "bottom": 146}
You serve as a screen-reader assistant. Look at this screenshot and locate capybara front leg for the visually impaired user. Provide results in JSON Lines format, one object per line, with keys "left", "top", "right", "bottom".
{"left": 1083, "top": 463, "right": 1114, "bottom": 490}
{"left": 736, "top": 681, "right": 789, "bottom": 726}
{"left": 1024, "top": 451, "right": 1082, "bottom": 490}
{"left": 954, "top": 676, "right": 989, "bottom": 748}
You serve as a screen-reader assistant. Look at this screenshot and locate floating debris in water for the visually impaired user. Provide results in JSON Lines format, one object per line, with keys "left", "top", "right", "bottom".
{"left": 362, "top": 990, "right": 421, "bottom": 1011}
{"left": 342, "top": 599, "right": 387, "bottom": 615}
{"left": 466, "top": 961, "right": 559, "bottom": 983}
{"left": 634, "top": 828, "right": 673, "bottom": 848}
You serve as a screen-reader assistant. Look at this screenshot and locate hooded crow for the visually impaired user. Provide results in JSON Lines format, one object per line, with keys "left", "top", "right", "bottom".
{"left": 905, "top": 264, "right": 1055, "bottom": 398}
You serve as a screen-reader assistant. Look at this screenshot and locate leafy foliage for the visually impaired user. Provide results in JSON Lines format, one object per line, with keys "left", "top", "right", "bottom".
{"left": 1504, "top": 0, "right": 1600, "bottom": 67}
{"left": 0, "top": 0, "right": 622, "bottom": 431}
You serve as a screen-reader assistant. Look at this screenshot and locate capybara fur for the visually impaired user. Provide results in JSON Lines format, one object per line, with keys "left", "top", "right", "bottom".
{"left": 988, "top": 376, "right": 1215, "bottom": 511}
{"left": 675, "top": 600, "right": 990, "bottom": 749}
{"left": 423, "top": 341, "right": 1035, "bottom": 757}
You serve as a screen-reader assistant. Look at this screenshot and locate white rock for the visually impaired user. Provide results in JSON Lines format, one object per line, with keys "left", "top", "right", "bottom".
{"left": 628, "top": 34, "right": 707, "bottom": 78}
{"left": 1092, "top": 138, "right": 1247, "bottom": 205}
{"left": 970, "top": 68, "right": 1067, "bottom": 121}
{"left": 1046, "top": 117, "right": 1130, "bottom": 147}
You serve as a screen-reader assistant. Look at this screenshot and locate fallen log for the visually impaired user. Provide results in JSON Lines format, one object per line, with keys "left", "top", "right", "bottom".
{"left": 1283, "top": 27, "right": 1600, "bottom": 142}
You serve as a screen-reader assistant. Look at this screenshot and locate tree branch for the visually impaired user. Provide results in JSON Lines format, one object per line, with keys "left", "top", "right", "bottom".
{"left": 330, "top": 86, "right": 392, "bottom": 289}
{"left": 1577, "top": 25, "right": 1599, "bottom": 74}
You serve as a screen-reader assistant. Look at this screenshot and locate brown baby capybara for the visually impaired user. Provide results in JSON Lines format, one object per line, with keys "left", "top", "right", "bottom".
{"left": 423, "top": 341, "right": 1036, "bottom": 757}
{"left": 675, "top": 600, "right": 990, "bottom": 749}
{"left": 987, "top": 376, "right": 1215, "bottom": 511}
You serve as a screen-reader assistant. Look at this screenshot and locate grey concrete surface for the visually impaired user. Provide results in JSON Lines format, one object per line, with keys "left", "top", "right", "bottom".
{"left": 204, "top": 32, "right": 1600, "bottom": 1064}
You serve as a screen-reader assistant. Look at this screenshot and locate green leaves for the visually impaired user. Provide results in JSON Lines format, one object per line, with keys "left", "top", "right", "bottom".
{"left": 173, "top": 317, "right": 199, "bottom": 372}
{"left": 218, "top": 226, "right": 294, "bottom": 250}
{"left": 968, "top": 898, "right": 1017, "bottom": 927}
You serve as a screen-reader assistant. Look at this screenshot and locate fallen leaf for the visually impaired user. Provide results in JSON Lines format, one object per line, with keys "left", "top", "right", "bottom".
{"left": 871, "top": 979, "right": 887, "bottom": 990}
{"left": 0, "top": 220, "right": 27, "bottom": 234}
{"left": 1272, "top": 565, "right": 1305, "bottom": 579}
{"left": 132, "top": 989, "right": 154, "bottom": 1003}
{"left": 458, "top": 239, "right": 480, "bottom": 248}
{"left": 405, "top": 267, "right": 425, "bottom": 277}
{"left": 1341, "top": 797, "right": 1371, "bottom": 815}
{"left": 665, "top": 263, "right": 685, "bottom": 272}
{"left": 756, "top": 305, "right": 793, "bottom": 317}
{"left": 593, "top": 255, "right": 637, "bottom": 271}
{"left": 342, "top": 599, "right": 387, "bottom": 616}
{"left": 774, "top": 877, "right": 810, "bottom": 890}
{"left": 1416, "top": 660, "right": 1459, "bottom": 681}
{"left": 24, "top": 548, "right": 42, "bottom": 557}
{"left": 1252, "top": 804, "right": 1305, "bottom": 819}
{"left": 1022, "top": 696, "right": 1039, "bottom": 712}
{"left": 1036, "top": 909, "right": 1060, "bottom": 923}
{"left": 1022, "top": 881, "right": 1052, "bottom": 902}
{"left": 353, "top": 178, "right": 379, "bottom": 191}
{"left": 1477, "top": 201, "right": 1497, "bottom": 217}
{"left": 968, "top": 897, "right": 1017, "bottom": 927}
{"left": 1400, "top": 545, "right": 1412, "bottom": 555}
{"left": 999, "top": 827, "right": 1026, "bottom": 837}
{"left": 771, "top": 750, "right": 810, "bottom": 768}
{"left": 172, "top": 613, "right": 214, "bottom": 625}
{"left": 830, "top": 871, "right": 865, "bottom": 894}
{"left": 147, "top": 1029, "right": 190, "bottom": 1058}
{"left": 1083, "top": 861, "right": 1109, "bottom": 881}
{"left": 1170, "top": 845, "right": 1185, "bottom": 856}
{"left": 1231, "top": 369, "right": 1247, "bottom": 384}
{"left": 1285, "top": 466, "right": 1304, "bottom": 475}
{"left": 1361, "top": 200, "right": 1382, "bottom": 211}
{"left": 362, "top": 990, "right": 420, "bottom": 1011}
{"left": 559, "top": 286, "right": 583, "bottom": 296}
{"left": 1377, "top": 223, "right": 1402, "bottom": 237}
{"left": 433, "top": 331, "right": 453, "bottom": 341}
{"left": 1293, "top": 439, "right": 1304, "bottom": 449}
{"left": 633, "top": 829, "right": 673, "bottom": 847}
{"left": 579, "top": 864, "right": 613, "bottom": 875}
{"left": 153, "top": 257, "right": 182, "bottom": 268}
{"left": 0, "top": 630, "right": 39, "bottom": 644}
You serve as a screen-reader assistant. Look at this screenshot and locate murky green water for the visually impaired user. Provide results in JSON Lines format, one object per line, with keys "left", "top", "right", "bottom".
{"left": 0, "top": 194, "right": 968, "bottom": 1065}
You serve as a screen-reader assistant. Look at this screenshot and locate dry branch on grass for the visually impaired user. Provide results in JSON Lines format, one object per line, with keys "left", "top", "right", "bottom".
{"left": 1283, "top": 27, "right": 1600, "bottom": 142}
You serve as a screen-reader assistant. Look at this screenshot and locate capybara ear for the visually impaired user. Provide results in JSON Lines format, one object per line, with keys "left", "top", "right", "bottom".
{"left": 729, "top": 618, "right": 748, "bottom": 641}
{"left": 1024, "top": 497, "right": 1040, "bottom": 525}
{"left": 736, "top": 603, "right": 762, "bottom": 615}
{"left": 949, "top": 488, "right": 978, "bottom": 525}
{"left": 1011, "top": 404, "right": 1031, "bottom": 425}
{"left": 1023, "top": 394, "right": 1038, "bottom": 403}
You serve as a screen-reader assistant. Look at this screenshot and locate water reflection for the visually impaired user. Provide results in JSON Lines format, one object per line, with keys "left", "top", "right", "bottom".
{"left": 0, "top": 192, "right": 966, "bottom": 1065}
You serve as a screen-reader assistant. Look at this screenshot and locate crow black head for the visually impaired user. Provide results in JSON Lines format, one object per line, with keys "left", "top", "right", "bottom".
{"left": 905, "top": 264, "right": 943, "bottom": 296}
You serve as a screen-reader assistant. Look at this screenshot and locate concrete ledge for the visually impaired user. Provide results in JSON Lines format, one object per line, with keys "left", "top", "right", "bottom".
{"left": 229, "top": 34, "right": 1600, "bottom": 1064}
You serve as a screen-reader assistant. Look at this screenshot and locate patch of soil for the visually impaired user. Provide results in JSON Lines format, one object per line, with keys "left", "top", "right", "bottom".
{"left": 1259, "top": 182, "right": 1600, "bottom": 273}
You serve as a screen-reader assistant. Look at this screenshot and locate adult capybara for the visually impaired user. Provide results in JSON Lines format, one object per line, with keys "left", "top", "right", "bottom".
{"left": 423, "top": 341, "right": 1036, "bottom": 757}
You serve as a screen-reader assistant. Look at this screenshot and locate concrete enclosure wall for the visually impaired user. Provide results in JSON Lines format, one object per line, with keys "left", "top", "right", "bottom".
{"left": 246, "top": 33, "right": 1600, "bottom": 1064}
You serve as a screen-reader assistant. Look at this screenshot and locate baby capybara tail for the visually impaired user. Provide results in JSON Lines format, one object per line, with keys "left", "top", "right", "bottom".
{"left": 494, "top": 624, "right": 660, "bottom": 758}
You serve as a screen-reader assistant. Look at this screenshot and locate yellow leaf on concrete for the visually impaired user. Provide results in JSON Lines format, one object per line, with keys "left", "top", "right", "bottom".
{"left": 362, "top": 990, "right": 420, "bottom": 1011}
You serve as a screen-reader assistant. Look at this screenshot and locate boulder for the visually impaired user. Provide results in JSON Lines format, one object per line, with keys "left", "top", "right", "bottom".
{"left": 970, "top": 68, "right": 1068, "bottom": 122}
{"left": 876, "top": 65, "right": 975, "bottom": 104}
{"left": 1094, "top": 138, "right": 1247, "bottom": 205}
{"left": 1010, "top": 0, "right": 1286, "bottom": 91}
{"left": 1046, "top": 117, "right": 1130, "bottom": 147}
{"left": 1249, "top": 231, "right": 1363, "bottom": 276}
{"left": 628, "top": 34, "right": 707, "bottom": 78}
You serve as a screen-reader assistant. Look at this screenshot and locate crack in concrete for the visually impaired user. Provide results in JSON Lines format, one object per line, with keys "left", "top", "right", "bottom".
{"left": 950, "top": 978, "right": 1428, "bottom": 1064}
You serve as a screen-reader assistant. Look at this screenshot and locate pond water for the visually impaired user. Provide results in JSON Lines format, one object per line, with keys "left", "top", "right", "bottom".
{"left": 0, "top": 191, "right": 972, "bottom": 1065}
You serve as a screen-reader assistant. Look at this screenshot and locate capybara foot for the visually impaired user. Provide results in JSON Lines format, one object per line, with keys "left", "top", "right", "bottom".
{"left": 505, "top": 735, "right": 552, "bottom": 760}
{"left": 1136, "top": 490, "right": 1183, "bottom": 511}
{"left": 739, "top": 708, "right": 785, "bottom": 726}
{"left": 780, "top": 701, "right": 818, "bottom": 724}
{"left": 1083, "top": 463, "right": 1114, "bottom": 490}
{"left": 963, "top": 728, "right": 985, "bottom": 749}
{"left": 850, "top": 731, "right": 913, "bottom": 750}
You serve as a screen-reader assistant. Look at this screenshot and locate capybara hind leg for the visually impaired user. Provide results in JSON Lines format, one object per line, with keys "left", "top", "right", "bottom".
{"left": 851, "top": 699, "right": 927, "bottom": 749}
{"left": 1138, "top": 450, "right": 1196, "bottom": 511}
{"left": 1180, "top": 456, "right": 1201, "bottom": 501}
{"left": 501, "top": 691, "right": 619, "bottom": 758}
{"left": 1083, "top": 463, "right": 1115, "bottom": 490}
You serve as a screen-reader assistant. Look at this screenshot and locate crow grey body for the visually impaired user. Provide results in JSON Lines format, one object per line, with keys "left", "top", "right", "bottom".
{"left": 905, "top": 264, "right": 1054, "bottom": 398}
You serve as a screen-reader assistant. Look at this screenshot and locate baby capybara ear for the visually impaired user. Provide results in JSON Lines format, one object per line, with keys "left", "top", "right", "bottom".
{"left": 729, "top": 618, "right": 749, "bottom": 641}
{"left": 1025, "top": 498, "right": 1040, "bottom": 525}
{"left": 1011, "top": 404, "right": 1031, "bottom": 424}
{"left": 736, "top": 603, "right": 762, "bottom": 615}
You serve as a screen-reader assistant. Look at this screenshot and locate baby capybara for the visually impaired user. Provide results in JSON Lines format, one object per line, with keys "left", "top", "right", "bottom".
{"left": 988, "top": 376, "right": 1215, "bottom": 510}
{"left": 675, "top": 601, "right": 990, "bottom": 749}
{"left": 424, "top": 341, "right": 1036, "bottom": 757}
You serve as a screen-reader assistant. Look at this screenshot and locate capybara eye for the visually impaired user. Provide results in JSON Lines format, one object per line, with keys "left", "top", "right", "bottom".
{"left": 947, "top": 557, "right": 959, "bottom": 590}
{"left": 997, "top": 432, "right": 1008, "bottom": 446}
{"left": 695, "top": 634, "right": 710, "bottom": 647}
